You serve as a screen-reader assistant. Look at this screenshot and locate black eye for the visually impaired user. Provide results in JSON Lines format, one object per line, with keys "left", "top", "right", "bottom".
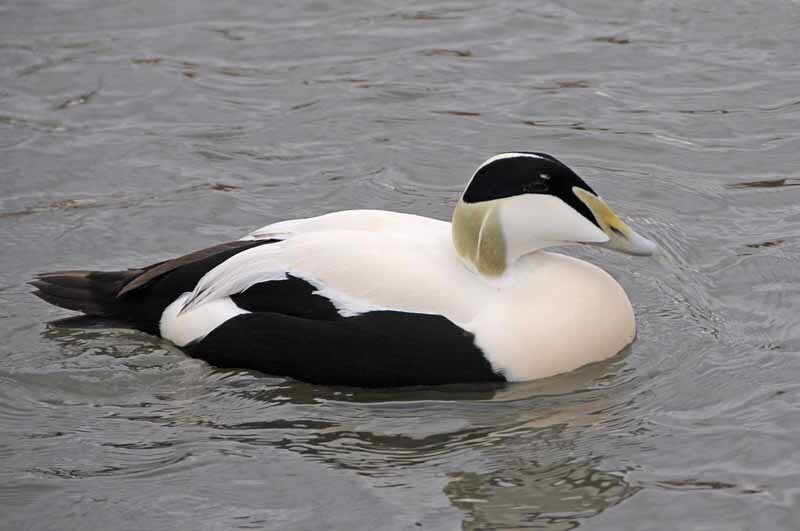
{"left": 609, "top": 226, "right": 625, "bottom": 237}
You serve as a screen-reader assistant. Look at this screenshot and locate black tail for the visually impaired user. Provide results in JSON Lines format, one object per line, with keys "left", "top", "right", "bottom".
{"left": 31, "top": 240, "right": 276, "bottom": 334}
{"left": 30, "top": 269, "right": 142, "bottom": 317}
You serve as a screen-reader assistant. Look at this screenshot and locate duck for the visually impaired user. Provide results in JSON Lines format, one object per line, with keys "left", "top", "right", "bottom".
{"left": 32, "top": 152, "right": 656, "bottom": 388}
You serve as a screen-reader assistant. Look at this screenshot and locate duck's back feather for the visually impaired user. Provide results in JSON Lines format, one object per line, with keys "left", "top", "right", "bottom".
{"left": 182, "top": 228, "right": 487, "bottom": 324}
{"left": 245, "top": 209, "right": 448, "bottom": 241}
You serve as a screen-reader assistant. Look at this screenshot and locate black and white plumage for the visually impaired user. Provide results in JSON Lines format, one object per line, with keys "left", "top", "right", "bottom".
{"left": 32, "top": 152, "right": 656, "bottom": 388}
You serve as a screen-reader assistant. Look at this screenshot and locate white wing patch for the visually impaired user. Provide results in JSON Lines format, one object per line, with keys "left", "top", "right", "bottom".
{"left": 312, "top": 284, "right": 382, "bottom": 317}
{"left": 179, "top": 244, "right": 288, "bottom": 315}
{"left": 177, "top": 235, "right": 391, "bottom": 318}
{"left": 160, "top": 293, "right": 250, "bottom": 347}
{"left": 177, "top": 240, "right": 390, "bottom": 318}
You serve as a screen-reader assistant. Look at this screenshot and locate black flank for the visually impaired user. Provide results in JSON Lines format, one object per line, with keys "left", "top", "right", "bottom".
{"left": 185, "top": 311, "right": 505, "bottom": 387}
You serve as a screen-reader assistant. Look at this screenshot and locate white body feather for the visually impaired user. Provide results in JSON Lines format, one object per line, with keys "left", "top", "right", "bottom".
{"left": 160, "top": 210, "right": 635, "bottom": 381}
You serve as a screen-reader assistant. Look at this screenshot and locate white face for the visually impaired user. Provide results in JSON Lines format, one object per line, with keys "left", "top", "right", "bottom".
{"left": 498, "top": 193, "right": 610, "bottom": 256}
{"left": 497, "top": 189, "right": 657, "bottom": 259}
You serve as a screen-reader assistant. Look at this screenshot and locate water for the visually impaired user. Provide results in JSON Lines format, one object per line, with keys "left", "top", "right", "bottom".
{"left": 2, "top": 0, "right": 800, "bottom": 529}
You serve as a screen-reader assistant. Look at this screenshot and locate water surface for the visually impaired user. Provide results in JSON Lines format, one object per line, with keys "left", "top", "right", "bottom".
{"left": 2, "top": 0, "right": 800, "bottom": 529}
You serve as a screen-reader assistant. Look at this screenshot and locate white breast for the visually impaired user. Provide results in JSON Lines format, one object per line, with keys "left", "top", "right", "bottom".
{"left": 467, "top": 252, "right": 635, "bottom": 381}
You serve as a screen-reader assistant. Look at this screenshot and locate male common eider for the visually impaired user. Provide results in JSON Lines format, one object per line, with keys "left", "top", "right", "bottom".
{"left": 32, "top": 152, "right": 656, "bottom": 387}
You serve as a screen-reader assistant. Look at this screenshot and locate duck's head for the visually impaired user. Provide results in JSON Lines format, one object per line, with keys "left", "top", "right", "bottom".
{"left": 452, "top": 152, "right": 656, "bottom": 276}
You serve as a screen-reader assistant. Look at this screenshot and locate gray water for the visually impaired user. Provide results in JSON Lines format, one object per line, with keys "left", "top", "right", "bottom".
{"left": 2, "top": 0, "right": 800, "bottom": 529}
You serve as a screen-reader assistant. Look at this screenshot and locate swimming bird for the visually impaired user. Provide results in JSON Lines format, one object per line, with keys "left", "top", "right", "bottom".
{"left": 32, "top": 152, "right": 656, "bottom": 387}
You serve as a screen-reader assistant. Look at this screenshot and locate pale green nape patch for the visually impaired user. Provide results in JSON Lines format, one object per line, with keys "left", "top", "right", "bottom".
{"left": 451, "top": 199, "right": 507, "bottom": 276}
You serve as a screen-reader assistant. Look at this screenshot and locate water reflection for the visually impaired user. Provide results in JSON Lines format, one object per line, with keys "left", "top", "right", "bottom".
{"left": 446, "top": 462, "right": 636, "bottom": 530}
{"left": 729, "top": 178, "right": 800, "bottom": 188}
